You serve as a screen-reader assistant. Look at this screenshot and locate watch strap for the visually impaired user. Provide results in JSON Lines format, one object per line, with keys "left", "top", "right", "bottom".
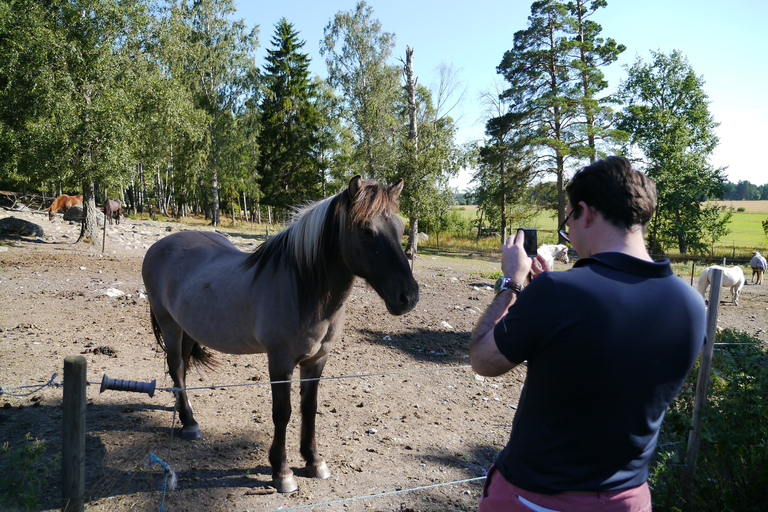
{"left": 495, "top": 276, "right": 523, "bottom": 295}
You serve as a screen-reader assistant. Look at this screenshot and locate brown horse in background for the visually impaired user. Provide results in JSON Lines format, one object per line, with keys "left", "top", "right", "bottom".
{"left": 104, "top": 199, "right": 122, "bottom": 225}
{"left": 47, "top": 194, "right": 82, "bottom": 220}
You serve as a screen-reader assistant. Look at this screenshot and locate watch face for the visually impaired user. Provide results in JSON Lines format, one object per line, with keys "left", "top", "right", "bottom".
{"left": 494, "top": 277, "right": 508, "bottom": 293}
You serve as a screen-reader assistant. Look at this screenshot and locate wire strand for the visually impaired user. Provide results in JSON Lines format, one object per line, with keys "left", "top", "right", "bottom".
{"left": 263, "top": 476, "right": 486, "bottom": 512}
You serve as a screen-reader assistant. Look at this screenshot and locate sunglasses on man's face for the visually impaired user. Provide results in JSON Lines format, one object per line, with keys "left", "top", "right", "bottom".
{"left": 558, "top": 208, "right": 574, "bottom": 243}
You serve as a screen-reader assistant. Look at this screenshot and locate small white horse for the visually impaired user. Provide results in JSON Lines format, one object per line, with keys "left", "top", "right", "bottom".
{"left": 537, "top": 244, "right": 569, "bottom": 269}
{"left": 696, "top": 265, "right": 745, "bottom": 305}
{"left": 749, "top": 251, "right": 767, "bottom": 285}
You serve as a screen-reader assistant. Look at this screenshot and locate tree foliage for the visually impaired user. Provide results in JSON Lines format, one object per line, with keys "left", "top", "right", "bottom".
{"left": 184, "top": 0, "right": 259, "bottom": 226}
{"left": 257, "top": 18, "right": 322, "bottom": 211}
{"left": 321, "top": 1, "right": 400, "bottom": 180}
{"left": 484, "top": 0, "right": 625, "bottom": 235}
{"left": 619, "top": 50, "right": 726, "bottom": 254}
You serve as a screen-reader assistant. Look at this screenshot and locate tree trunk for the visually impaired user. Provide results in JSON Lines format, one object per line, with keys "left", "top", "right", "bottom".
{"left": 557, "top": 155, "right": 567, "bottom": 244}
{"left": 77, "top": 180, "right": 101, "bottom": 244}
{"left": 500, "top": 156, "right": 507, "bottom": 244}
{"left": 409, "top": 214, "right": 418, "bottom": 266}
{"left": 403, "top": 46, "right": 419, "bottom": 263}
{"left": 676, "top": 208, "right": 687, "bottom": 254}
{"left": 211, "top": 123, "right": 220, "bottom": 226}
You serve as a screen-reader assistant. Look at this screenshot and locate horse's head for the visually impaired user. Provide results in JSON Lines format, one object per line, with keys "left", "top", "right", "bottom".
{"left": 340, "top": 175, "right": 419, "bottom": 315}
{"left": 48, "top": 209, "right": 55, "bottom": 221}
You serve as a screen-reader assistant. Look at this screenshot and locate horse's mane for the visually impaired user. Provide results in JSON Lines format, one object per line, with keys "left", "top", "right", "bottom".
{"left": 242, "top": 180, "right": 398, "bottom": 282}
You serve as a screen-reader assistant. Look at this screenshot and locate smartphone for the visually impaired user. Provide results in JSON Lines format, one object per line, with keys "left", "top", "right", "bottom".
{"left": 518, "top": 228, "right": 538, "bottom": 257}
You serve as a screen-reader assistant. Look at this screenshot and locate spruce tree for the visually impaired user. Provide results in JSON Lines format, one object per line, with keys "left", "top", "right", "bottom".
{"left": 257, "top": 18, "right": 322, "bottom": 210}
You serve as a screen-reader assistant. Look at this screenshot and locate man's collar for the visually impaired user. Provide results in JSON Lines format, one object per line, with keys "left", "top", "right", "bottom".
{"left": 573, "top": 252, "right": 673, "bottom": 277}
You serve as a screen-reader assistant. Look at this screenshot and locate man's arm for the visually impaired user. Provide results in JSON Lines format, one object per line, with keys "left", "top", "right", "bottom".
{"left": 470, "top": 288, "right": 519, "bottom": 377}
{"left": 469, "top": 230, "right": 549, "bottom": 377}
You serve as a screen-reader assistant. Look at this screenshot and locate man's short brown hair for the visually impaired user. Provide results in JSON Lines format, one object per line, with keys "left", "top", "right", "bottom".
{"left": 565, "top": 156, "right": 656, "bottom": 230}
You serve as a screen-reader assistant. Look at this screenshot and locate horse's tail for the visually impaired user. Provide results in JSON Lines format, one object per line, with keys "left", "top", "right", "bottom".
{"left": 187, "top": 336, "right": 217, "bottom": 370}
{"left": 149, "top": 307, "right": 167, "bottom": 353}
{"left": 149, "top": 307, "right": 217, "bottom": 370}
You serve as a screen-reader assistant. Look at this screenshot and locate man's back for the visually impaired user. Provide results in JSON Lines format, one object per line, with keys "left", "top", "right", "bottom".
{"left": 493, "top": 252, "right": 706, "bottom": 493}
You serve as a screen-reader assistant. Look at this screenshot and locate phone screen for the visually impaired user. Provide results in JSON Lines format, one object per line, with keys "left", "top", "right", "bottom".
{"left": 519, "top": 228, "right": 537, "bottom": 257}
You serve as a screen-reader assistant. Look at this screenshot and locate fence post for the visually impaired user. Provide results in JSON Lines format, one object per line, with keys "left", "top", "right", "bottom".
{"left": 62, "top": 356, "right": 86, "bottom": 512}
{"left": 690, "top": 262, "right": 695, "bottom": 286}
{"left": 683, "top": 268, "right": 722, "bottom": 499}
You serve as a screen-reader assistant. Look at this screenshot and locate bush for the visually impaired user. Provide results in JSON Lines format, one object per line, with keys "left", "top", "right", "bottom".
{"left": 0, "top": 433, "right": 57, "bottom": 511}
{"left": 650, "top": 329, "right": 768, "bottom": 511}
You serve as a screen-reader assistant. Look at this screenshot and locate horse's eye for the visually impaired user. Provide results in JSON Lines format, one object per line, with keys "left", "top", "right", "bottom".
{"left": 361, "top": 226, "right": 374, "bottom": 238}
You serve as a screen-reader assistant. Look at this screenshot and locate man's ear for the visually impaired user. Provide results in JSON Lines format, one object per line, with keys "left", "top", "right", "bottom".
{"left": 579, "top": 201, "right": 596, "bottom": 226}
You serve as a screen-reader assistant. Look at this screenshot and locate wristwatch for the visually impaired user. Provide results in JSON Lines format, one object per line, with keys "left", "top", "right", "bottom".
{"left": 494, "top": 276, "right": 523, "bottom": 295}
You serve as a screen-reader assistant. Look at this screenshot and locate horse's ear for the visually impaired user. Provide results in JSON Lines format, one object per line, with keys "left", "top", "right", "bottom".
{"left": 389, "top": 179, "right": 404, "bottom": 199}
{"left": 348, "top": 175, "right": 363, "bottom": 201}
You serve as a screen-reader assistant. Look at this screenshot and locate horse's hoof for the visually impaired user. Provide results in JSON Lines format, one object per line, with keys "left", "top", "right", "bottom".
{"left": 307, "top": 461, "right": 331, "bottom": 480}
{"left": 272, "top": 475, "right": 298, "bottom": 493}
{"left": 181, "top": 425, "right": 202, "bottom": 440}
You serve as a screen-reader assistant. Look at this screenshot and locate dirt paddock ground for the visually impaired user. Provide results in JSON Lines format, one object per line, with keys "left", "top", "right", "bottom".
{"left": 1, "top": 208, "right": 766, "bottom": 511}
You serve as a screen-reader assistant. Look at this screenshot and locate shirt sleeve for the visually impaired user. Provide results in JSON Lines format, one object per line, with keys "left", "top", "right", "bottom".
{"left": 493, "top": 272, "right": 561, "bottom": 365}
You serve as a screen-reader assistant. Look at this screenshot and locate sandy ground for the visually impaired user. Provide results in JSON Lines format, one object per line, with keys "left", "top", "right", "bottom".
{"left": 0, "top": 207, "right": 766, "bottom": 512}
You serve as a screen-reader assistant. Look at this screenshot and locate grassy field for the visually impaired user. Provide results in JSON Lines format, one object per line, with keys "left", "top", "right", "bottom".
{"left": 449, "top": 202, "right": 768, "bottom": 260}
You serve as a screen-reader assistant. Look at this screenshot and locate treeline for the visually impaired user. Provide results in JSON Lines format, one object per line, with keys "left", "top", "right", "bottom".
{"left": 458, "top": 179, "right": 768, "bottom": 206}
{"left": 1, "top": 0, "right": 745, "bottom": 256}
{"left": 722, "top": 180, "right": 768, "bottom": 201}
{"left": 0, "top": 0, "right": 465, "bottom": 247}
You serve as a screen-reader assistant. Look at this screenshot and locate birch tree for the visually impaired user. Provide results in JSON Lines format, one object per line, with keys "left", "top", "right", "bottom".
{"left": 321, "top": 1, "right": 400, "bottom": 180}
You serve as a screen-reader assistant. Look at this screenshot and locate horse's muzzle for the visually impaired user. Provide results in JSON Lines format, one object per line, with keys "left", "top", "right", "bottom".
{"left": 387, "top": 285, "right": 419, "bottom": 316}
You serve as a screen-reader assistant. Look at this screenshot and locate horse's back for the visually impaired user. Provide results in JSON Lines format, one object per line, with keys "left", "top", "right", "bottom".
{"left": 700, "top": 265, "right": 744, "bottom": 288}
{"left": 144, "top": 231, "right": 241, "bottom": 276}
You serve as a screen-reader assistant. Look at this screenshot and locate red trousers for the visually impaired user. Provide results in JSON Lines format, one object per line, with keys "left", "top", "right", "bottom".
{"left": 478, "top": 465, "right": 652, "bottom": 512}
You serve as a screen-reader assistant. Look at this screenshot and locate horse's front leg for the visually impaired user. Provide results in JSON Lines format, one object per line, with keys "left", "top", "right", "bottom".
{"left": 300, "top": 355, "right": 331, "bottom": 480}
{"left": 268, "top": 359, "right": 297, "bottom": 493}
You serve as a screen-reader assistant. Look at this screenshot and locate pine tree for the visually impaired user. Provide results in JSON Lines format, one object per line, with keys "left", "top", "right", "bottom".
{"left": 565, "top": 0, "right": 626, "bottom": 162}
{"left": 494, "top": 0, "right": 579, "bottom": 233}
{"left": 257, "top": 18, "right": 322, "bottom": 210}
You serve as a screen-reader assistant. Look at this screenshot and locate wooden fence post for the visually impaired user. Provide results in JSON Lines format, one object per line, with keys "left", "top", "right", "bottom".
{"left": 62, "top": 356, "right": 86, "bottom": 512}
{"left": 683, "top": 268, "right": 722, "bottom": 499}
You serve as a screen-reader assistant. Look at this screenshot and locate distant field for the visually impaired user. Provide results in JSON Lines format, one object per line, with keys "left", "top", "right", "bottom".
{"left": 452, "top": 201, "right": 768, "bottom": 254}
{"left": 713, "top": 200, "right": 768, "bottom": 214}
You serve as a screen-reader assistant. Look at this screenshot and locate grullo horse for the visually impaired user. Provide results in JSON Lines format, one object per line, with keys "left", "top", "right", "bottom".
{"left": 142, "top": 176, "right": 419, "bottom": 492}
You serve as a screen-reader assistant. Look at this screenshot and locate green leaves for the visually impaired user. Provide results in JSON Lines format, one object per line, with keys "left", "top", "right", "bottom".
{"left": 257, "top": 18, "right": 322, "bottom": 209}
{"left": 619, "top": 50, "right": 727, "bottom": 254}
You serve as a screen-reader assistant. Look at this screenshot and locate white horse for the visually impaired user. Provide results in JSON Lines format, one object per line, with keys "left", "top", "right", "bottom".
{"left": 537, "top": 244, "right": 569, "bottom": 269}
{"left": 696, "top": 265, "right": 745, "bottom": 305}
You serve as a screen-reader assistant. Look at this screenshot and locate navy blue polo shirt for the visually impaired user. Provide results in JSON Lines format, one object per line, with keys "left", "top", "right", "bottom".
{"left": 493, "top": 252, "right": 706, "bottom": 494}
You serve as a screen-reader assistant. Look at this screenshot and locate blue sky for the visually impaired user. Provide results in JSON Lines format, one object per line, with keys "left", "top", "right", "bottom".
{"left": 236, "top": 0, "right": 768, "bottom": 190}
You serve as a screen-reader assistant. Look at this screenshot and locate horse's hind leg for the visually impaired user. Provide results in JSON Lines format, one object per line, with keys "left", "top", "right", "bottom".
{"left": 299, "top": 355, "right": 331, "bottom": 481}
{"left": 268, "top": 357, "right": 298, "bottom": 493}
{"left": 157, "top": 316, "right": 201, "bottom": 439}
